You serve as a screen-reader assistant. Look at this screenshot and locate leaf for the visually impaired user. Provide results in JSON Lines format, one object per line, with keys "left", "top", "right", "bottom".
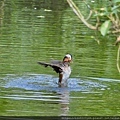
{"left": 113, "top": 0, "right": 120, "bottom": 3}
{"left": 100, "top": 20, "right": 111, "bottom": 36}
{"left": 112, "top": 5, "right": 120, "bottom": 11}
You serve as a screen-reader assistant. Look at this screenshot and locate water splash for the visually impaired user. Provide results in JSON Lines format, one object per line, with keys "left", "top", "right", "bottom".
{"left": 2, "top": 74, "right": 107, "bottom": 92}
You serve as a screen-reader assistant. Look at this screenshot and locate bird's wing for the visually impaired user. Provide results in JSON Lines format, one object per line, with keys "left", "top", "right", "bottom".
{"left": 37, "top": 61, "right": 63, "bottom": 73}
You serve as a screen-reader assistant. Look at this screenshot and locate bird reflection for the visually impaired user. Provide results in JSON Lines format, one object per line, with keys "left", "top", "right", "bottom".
{"left": 57, "top": 88, "right": 70, "bottom": 116}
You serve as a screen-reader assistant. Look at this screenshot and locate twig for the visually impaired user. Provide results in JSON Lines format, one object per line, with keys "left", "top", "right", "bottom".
{"left": 67, "top": 0, "right": 97, "bottom": 30}
{"left": 117, "top": 44, "right": 120, "bottom": 73}
{"left": 86, "top": 10, "right": 93, "bottom": 21}
{"left": 0, "top": 1, "right": 5, "bottom": 9}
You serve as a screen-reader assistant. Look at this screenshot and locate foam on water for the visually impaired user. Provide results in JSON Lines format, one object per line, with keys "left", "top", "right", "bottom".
{"left": 3, "top": 74, "right": 107, "bottom": 92}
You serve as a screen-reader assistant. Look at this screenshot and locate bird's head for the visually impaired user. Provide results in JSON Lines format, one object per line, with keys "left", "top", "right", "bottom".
{"left": 63, "top": 54, "right": 72, "bottom": 62}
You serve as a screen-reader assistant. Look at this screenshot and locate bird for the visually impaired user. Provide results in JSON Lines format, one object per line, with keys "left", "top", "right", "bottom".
{"left": 37, "top": 54, "right": 72, "bottom": 87}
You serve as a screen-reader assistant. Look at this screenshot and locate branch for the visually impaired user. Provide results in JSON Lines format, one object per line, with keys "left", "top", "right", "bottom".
{"left": 67, "top": 0, "right": 97, "bottom": 30}
{"left": 86, "top": 10, "right": 93, "bottom": 21}
{"left": 112, "top": 30, "right": 120, "bottom": 34}
{"left": 0, "top": 0, "right": 5, "bottom": 9}
{"left": 117, "top": 45, "right": 120, "bottom": 73}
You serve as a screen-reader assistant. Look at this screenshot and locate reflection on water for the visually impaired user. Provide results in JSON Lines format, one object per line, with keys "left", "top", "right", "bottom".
{"left": 58, "top": 88, "right": 69, "bottom": 116}
{"left": 0, "top": 74, "right": 108, "bottom": 116}
{"left": 0, "top": 74, "right": 120, "bottom": 116}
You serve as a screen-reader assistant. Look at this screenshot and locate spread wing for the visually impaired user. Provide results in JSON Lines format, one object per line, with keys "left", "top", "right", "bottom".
{"left": 37, "top": 61, "right": 63, "bottom": 73}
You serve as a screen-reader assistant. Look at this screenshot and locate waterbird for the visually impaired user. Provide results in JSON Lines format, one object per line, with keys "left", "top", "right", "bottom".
{"left": 37, "top": 54, "right": 72, "bottom": 87}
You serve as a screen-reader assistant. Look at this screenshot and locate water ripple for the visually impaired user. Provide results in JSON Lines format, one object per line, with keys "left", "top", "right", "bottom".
{"left": 3, "top": 74, "right": 107, "bottom": 92}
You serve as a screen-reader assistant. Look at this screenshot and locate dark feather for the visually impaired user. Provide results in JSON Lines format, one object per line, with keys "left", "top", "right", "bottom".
{"left": 37, "top": 62, "right": 49, "bottom": 67}
{"left": 37, "top": 61, "right": 63, "bottom": 73}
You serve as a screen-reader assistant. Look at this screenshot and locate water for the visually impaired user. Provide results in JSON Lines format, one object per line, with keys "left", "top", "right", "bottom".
{"left": 0, "top": 0, "right": 120, "bottom": 116}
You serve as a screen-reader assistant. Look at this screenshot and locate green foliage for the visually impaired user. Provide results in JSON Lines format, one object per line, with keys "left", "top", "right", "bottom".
{"left": 113, "top": 0, "right": 120, "bottom": 3}
{"left": 93, "top": 0, "right": 120, "bottom": 36}
{"left": 100, "top": 20, "right": 112, "bottom": 36}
